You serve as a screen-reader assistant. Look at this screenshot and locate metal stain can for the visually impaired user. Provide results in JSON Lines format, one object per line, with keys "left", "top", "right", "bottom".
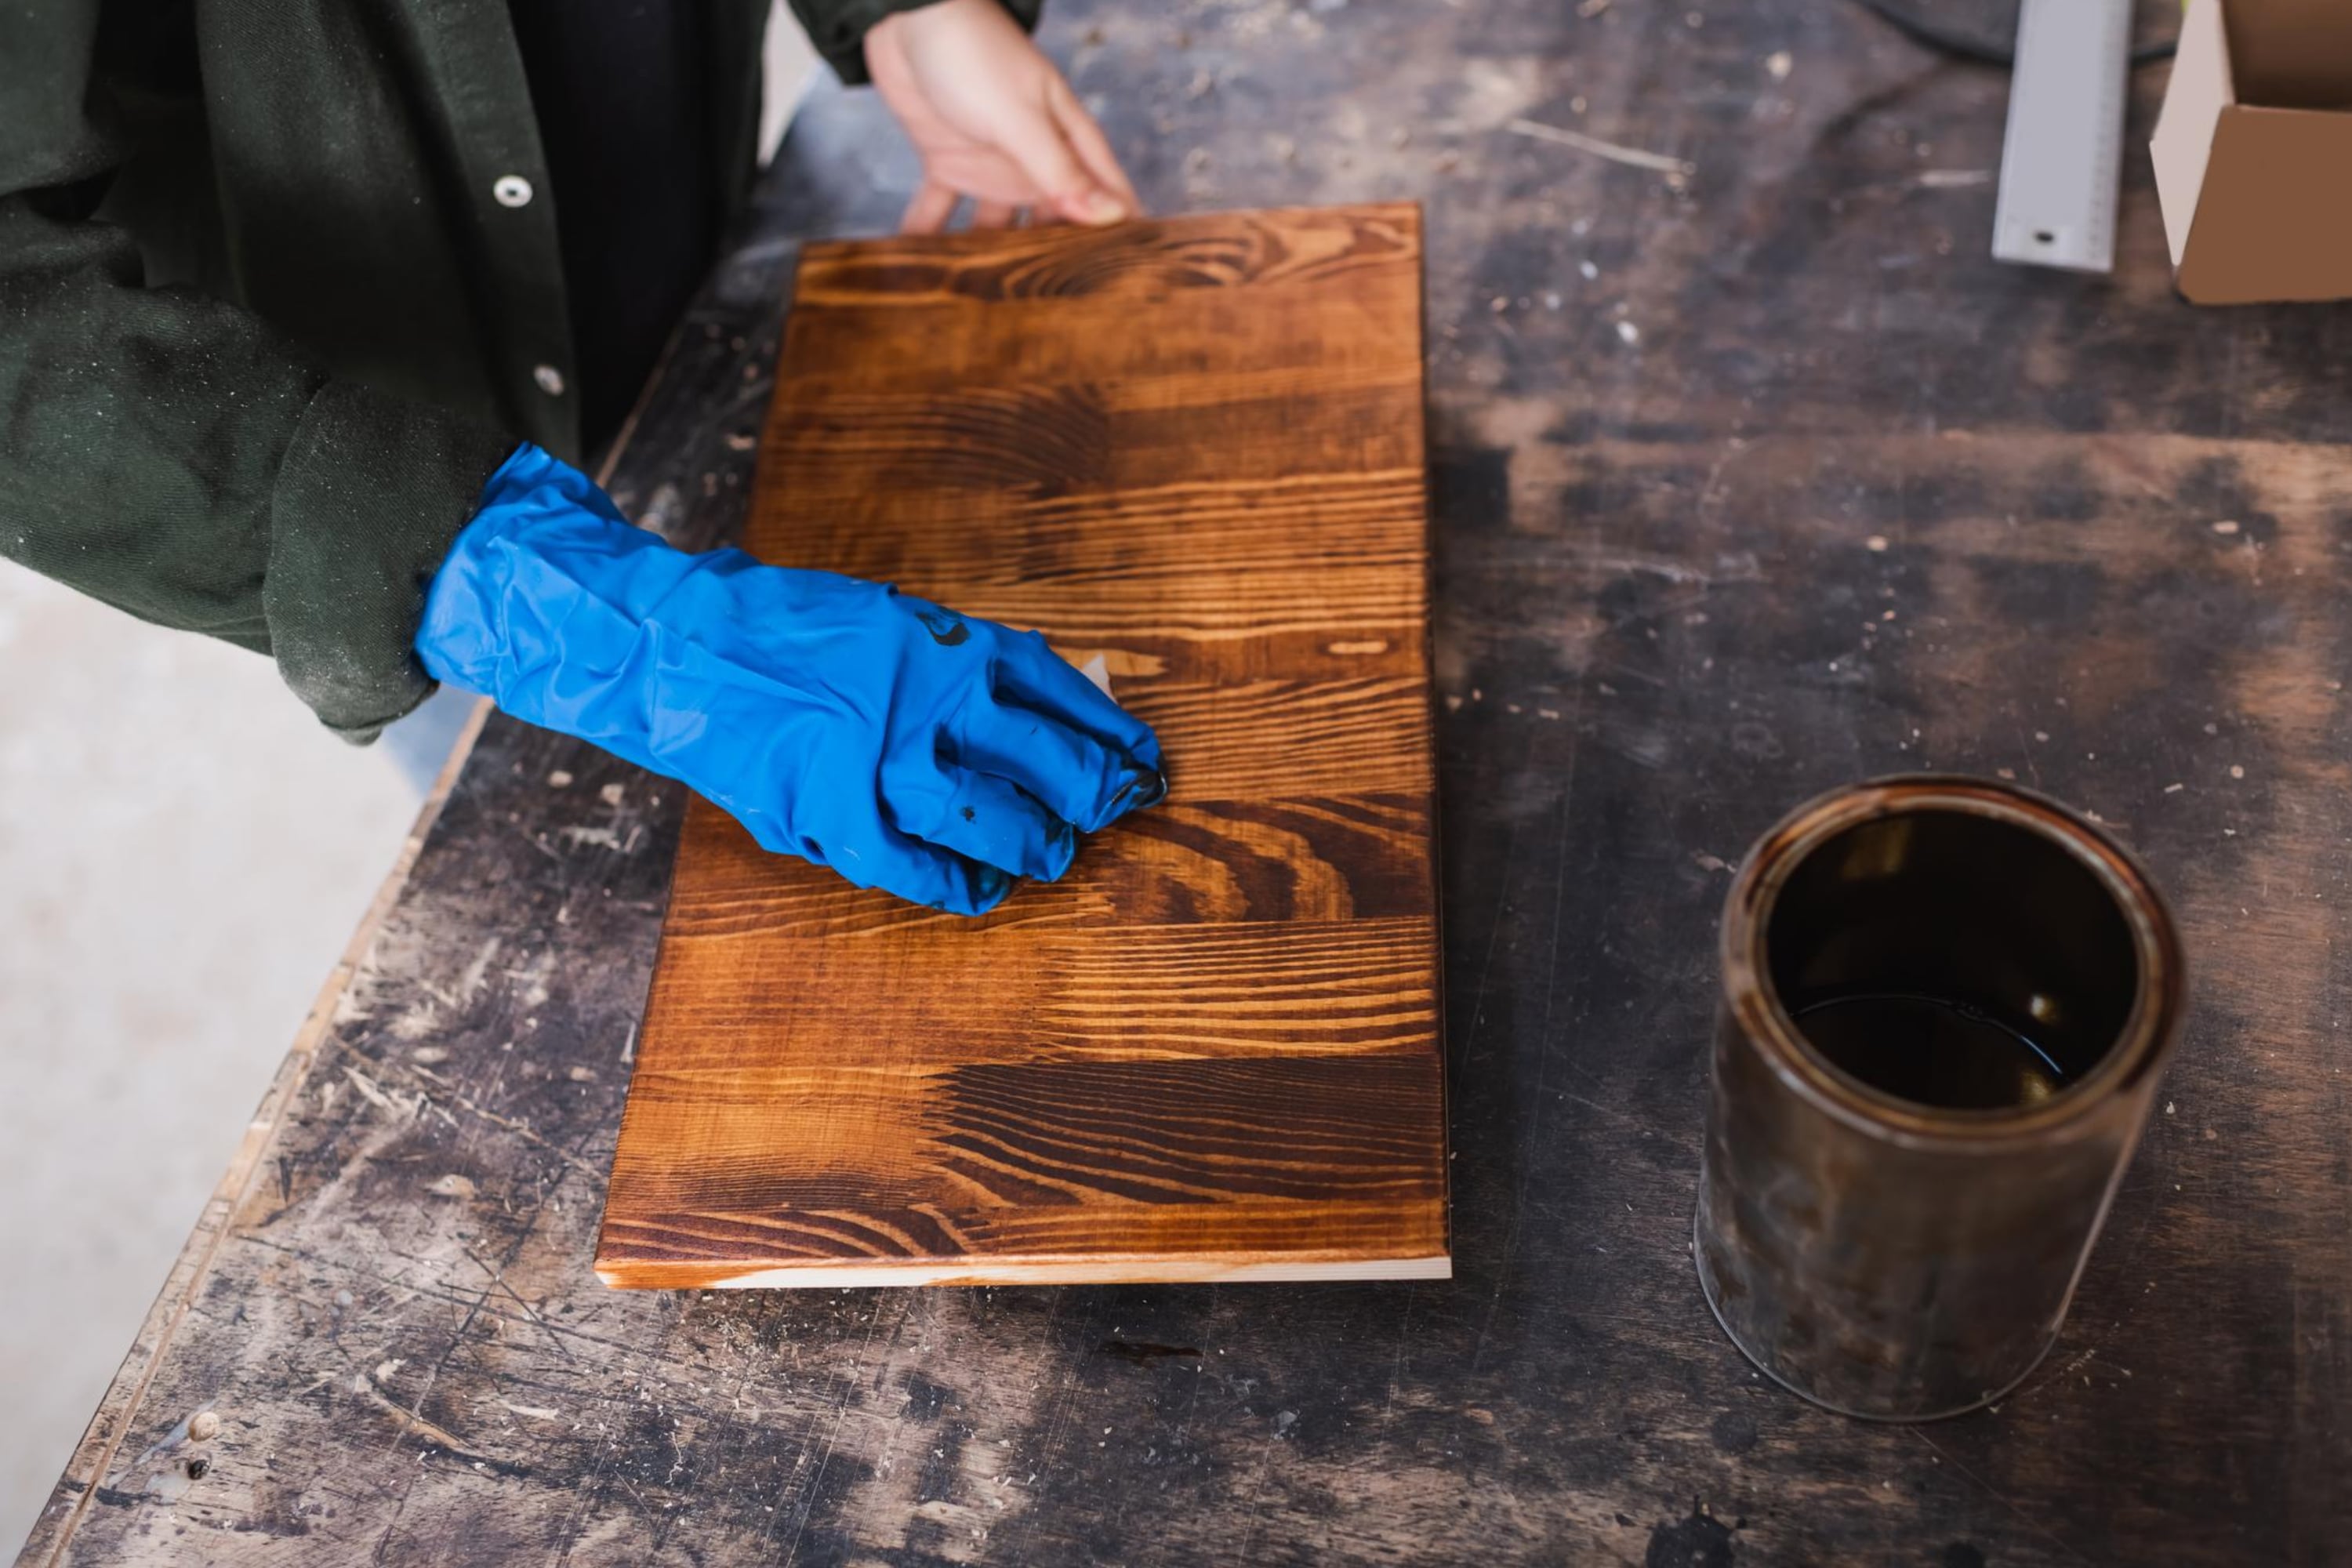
{"left": 1694, "top": 775, "right": 2187, "bottom": 1421}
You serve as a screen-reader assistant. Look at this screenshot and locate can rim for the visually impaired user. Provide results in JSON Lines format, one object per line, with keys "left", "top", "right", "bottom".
{"left": 1719, "top": 774, "right": 2187, "bottom": 1148}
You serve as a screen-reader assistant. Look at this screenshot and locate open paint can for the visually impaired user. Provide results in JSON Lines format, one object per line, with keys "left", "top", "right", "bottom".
{"left": 1695, "top": 775, "right": 2186, "bottom": 1421}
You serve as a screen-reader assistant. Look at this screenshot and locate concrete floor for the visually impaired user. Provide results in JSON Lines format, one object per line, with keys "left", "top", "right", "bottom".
{"left": 0, "top": 567, "right": 425, "bottom": 1546}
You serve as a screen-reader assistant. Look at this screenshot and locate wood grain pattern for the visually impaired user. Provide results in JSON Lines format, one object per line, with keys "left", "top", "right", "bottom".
{"left": 594, "top": 204, "right": 1449, "bottom": 1289}
{"left": 30, "top": 7, "right": 2352, "bottom": 1563}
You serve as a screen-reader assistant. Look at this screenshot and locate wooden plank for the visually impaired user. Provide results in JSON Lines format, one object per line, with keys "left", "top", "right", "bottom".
{"left": 594, "top": 204, "right": 1450, "bottom": 1290}
{"left": 27, "top": 8, "right": 2352, "bottom": 1564}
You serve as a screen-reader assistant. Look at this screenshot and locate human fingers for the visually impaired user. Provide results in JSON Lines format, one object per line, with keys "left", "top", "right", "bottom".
{"left": 1047, "top": 78, "right": 1140, "bottom": 216}
{"left": 922, "top": 768, "right": 1078, "bottom": 882}
{"left": 873, "top": 737, "right": 1076, "bottom": 884}
{"left": 953, "top": 643, "right": 1163, "bottom": 833}
{"left": 854, "top": 826, "right": 1014, "bottom": 916}
{"left": 953, "top": 699, "right": 1161, "bottom": 836}
{"left": 988, "top": 89, "right": 1125, "bottom": 227}
{"left": 901, "top": 179, "right": 958, "bottom": 234}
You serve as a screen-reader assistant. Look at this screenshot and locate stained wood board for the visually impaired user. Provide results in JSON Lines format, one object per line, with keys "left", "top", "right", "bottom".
{"left": 33, "top": 22, "right": 2352, "bottom": 1560}
{"left": 594, "top": 203, "right": 1448, "bottom": 1289}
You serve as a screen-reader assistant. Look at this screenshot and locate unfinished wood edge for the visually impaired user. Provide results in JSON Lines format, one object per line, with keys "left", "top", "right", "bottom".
{"left": 597, "top": 1254, "right": 1453, "bottom": 1290}
{"left": 1406, "top": 223, "right": 1454, "bottom": 1261}
{"left": 22, "top": 696, "right": 495, "bottom": 1566}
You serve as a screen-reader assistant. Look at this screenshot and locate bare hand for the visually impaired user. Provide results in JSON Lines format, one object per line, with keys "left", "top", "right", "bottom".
{"left": 865, "top": 0, "right": 1139, "bottom": 233}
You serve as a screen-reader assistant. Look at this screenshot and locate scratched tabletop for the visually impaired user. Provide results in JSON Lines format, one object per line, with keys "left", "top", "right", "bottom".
{"left": 23, "top": 2, "right": 2352, "bottom": 1563}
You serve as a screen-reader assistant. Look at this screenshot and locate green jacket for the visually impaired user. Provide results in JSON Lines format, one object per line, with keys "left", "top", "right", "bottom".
{"left": 0, "top": 0, "right": 1033, "bottom": 741}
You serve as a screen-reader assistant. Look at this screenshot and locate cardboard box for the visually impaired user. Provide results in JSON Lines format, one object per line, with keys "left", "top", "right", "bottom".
{"left": 2151, "top": 0, "right": 2352, "bottom": 303}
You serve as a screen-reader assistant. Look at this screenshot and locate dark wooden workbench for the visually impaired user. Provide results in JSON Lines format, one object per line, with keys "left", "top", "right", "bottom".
{"left": 24, "top": 1, "right": 2352, "bottom": 1562}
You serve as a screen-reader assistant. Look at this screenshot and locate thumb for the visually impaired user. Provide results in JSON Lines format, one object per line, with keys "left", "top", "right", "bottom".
{"left": 994, "top": 100, "right": 1127, "bottom": 226}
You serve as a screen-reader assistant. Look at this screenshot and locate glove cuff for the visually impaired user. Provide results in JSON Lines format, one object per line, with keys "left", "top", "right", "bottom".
{"left": 416, "top": 444, "right": 650, "bottom": 703}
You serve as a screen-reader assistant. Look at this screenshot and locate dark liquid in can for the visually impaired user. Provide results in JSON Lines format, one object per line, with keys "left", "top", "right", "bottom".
{"left": 1794, "top": 991, "right": 2070, "bottom": 1110}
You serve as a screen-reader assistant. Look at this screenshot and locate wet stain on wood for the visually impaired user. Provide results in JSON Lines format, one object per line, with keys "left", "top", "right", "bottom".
{"left": 598, "top": 205, "right": 1450, "bottom": 1290}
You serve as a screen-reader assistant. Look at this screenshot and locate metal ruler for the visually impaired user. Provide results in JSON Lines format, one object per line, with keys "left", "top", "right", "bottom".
{"left": 1991, "top": 0, "right": 2134, "bottom": 273}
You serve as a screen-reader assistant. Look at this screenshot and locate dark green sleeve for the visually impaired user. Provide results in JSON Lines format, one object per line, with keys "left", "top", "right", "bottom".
{"left": 0, "top": 5, "right": 514, "bottom": 742}
{"left": 789, "top": 0, "right": 1044, "bottom": 86}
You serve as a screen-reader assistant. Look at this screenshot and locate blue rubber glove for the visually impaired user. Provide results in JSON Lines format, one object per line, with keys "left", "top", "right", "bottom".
{"left": 416, "top": 445, "right": 1165, "bottom": 914}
